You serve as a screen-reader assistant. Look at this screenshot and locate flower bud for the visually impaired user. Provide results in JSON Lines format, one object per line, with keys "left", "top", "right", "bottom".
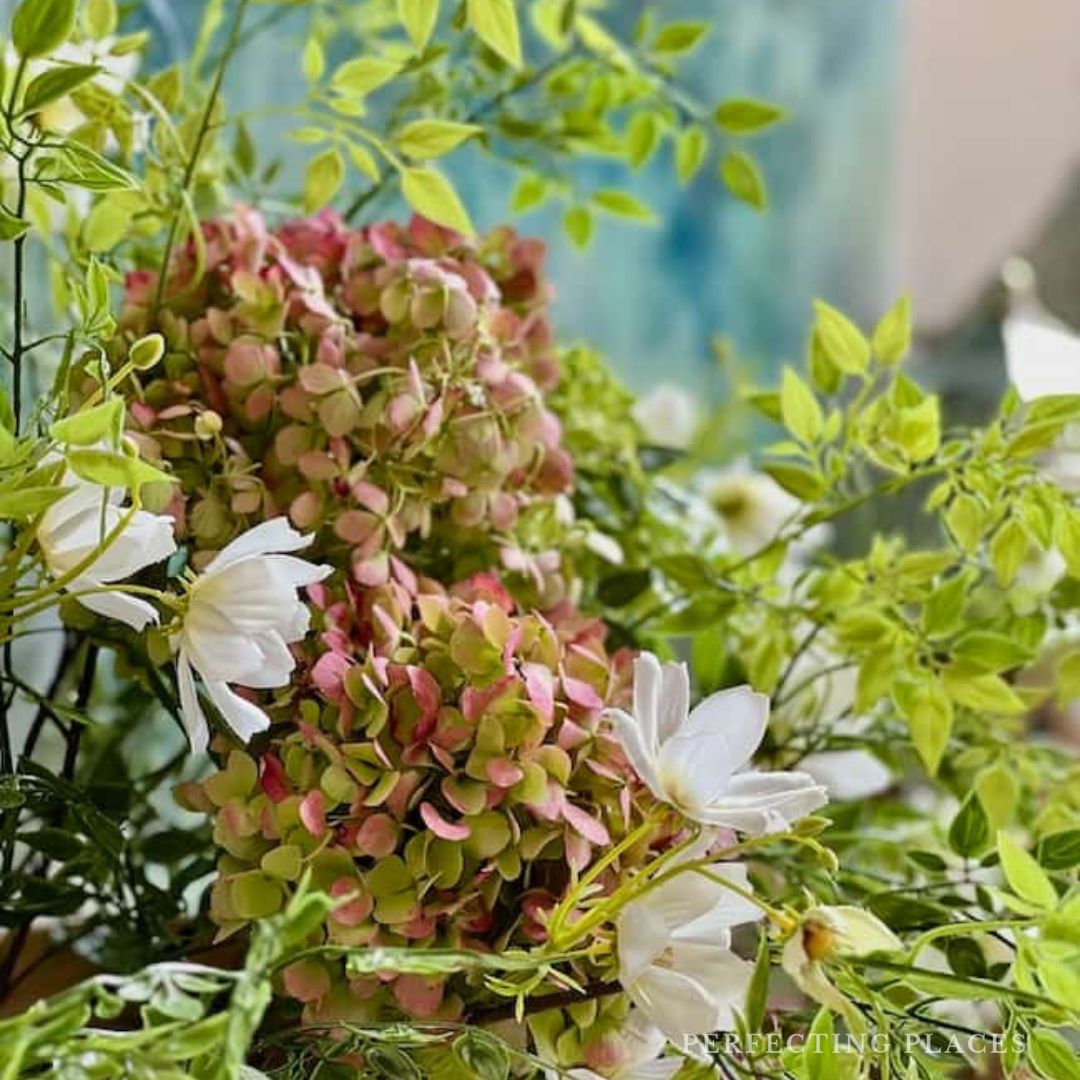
{"left": 194, "top": 410, "right": 223, "bottom": 439}
{"left": 129, "top": 333, "right": 166, "bottom": 371}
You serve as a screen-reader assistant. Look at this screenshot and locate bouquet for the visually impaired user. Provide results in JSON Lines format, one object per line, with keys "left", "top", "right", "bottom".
{"left": 0, "top": 1, "right": 1078, "bottom": 1078}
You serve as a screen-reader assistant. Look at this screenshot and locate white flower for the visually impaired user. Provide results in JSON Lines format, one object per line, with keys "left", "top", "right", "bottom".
{"left": 616, "top": 862, "right": 761, "bottom": 1039}
{"left": 173, "top": 519, "right": 331, "bottom": 754}
{"left": 781, "top": 905, "right": 900, "bottom": 1017}
{"left": 697, "top": 460, "right": 831, "bottom": 562}
{"left": 607, "top": 654, "right": 827, "bottom": 834}
{"left": 777, "top": 652, "right": 893, "bottom": 801}
{"left": 632, "top": 383, "right": 700, "bottom": 451}
{"left": 37, "top": 475, "right": 176, "bottom": 631}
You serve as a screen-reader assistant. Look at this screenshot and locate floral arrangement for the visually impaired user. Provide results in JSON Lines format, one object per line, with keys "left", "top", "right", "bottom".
{"left": 1, "top": 2, "right": 1079, "bottom": 1079}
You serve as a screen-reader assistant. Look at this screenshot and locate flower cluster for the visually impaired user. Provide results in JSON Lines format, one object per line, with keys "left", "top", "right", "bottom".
{"left": 117, "top": 211, "right": 573, "bottom": 596}
{"left": 178, "top": 574, "right": 644, "bottom": 1020}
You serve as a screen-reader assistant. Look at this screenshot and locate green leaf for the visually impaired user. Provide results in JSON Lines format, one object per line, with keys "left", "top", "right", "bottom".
{"left": 396, "top": 119, "right": 481, "bottom": 160}
{"left": 872, "top": 294, "right": 912, "bottom": 365}
{"left": 400, "top": 166, "right": 474, "bottom": 234}
{"left": 653, "top": 22, "right": 708, "bottom": 55}
{"left": 66, "top": 447, "right": 175, "bottom": 492}
{"left": 57, "top": 141, "right": 138, "bottom": 191}
{"left": 346, "top": 142, "right": 380, "bottom": 183}
{"left": 905, "top": 677, "right": 953, "bottom": 775}
{"left": 0, "top": 208, "right": 31, "bottom": 241}
{"left": 946, "top": 493, "right": 985, "bottom": 554}
{"left": 0, "top": 485, "right": 71, "bottom": 519}
{"left": 675, "top": 125, "right": 708, "bottom": 185}
{"left": 398, "top": 0, "right": 439, "bottom": 50}
{"left": 714, "top": 98, "right": 785, "bottom": 134}
{"left": 952, "top": 630, "right": 1032, "bottom": 672}
{"left": 304, "top": 148, "right": 345, "bottom": 212}
{"left": 744, "top": 931, "right": 771, "bottom": 1032}
{"left": 510, "top": 174, "right": 548, "bottom": 213}
{"left": 591, "top": 189, "right": 656, "bottom": 222}
{"left": 466, "top": 0, "right": 522, "bottom": 68}
{"left": 943, "top": 666, "right": 1027, "bottom": 715}
{"left": 720, "top": 150, "right": 767, "bottom": 210}
{"left": 301, "top": 37, "right": 325, "bottom": 82}
{"left": 12, "top": 0, "right": 77, "bottom": 58}
{"left": 975, "top": 763, "right": 1019, "bottom": 830}
{"left": 626, "top": 111, "right": 661, "bottom": 169}
{"left": 805, "top": 1008, "right": 835, "bottom": 1080}
{"left": 1030, "top": 1029, "right": 1080, "bottom": 1080}
{"left": 990, "top": 517, "right": 1029, "bottom": 587}
{"left": 21, "top": 63, "right": 100, "bottom": 116}
{"left": 813, "top": 300, "right": 870, "bottom": 375}
{"left": 1037, "top": 830, "right": 1080, "bottom": 871}
{"left": 331, "top": 56, "right": 402, "bottom": 96}
{"left": 762, "top": 461, "right": 825, "bottom": 501}
{"left": 948, "top": 794, "right": 990, "bottom": 858}
{"left": 563, "top": 206, "right": 593, "bottom": 249}
{"left": 780, "top": 367, "right": 824, "bottom": 445}
{"left": 997, "top": 831, "right": 1057, "bottom": 909}
{"left": 50, "top": 397, "right": 124, "bottom": 447}
{"left": 85, "top": 0, "right": 117, "bottom": 39}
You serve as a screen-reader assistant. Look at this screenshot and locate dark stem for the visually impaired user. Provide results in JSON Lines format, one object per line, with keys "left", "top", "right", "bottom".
{"left": 152, "top": 0, "right": 251, "bottom": 316}
{"left": 20, "top": 635, "right": 76, "bottom": 763}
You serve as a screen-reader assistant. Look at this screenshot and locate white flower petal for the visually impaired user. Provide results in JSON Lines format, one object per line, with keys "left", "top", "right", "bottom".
{"left": 657, "top": 732, "right": 738, "bottom": 814}
{"left": 656, "top": 660, "right": 690, "bottom": 744}
{"left": 205, "top": 680, "right": 271, "bottom": 744}
{"left": 616, "top": 893, "right": 671, "bottom": 984}
{"left": 608, "top": 707, "right": 666, "bottom": 801}
{"left": 76, "top": 585, "right": 160, "bottom": 631}
{"left": 205, "top": 517, "right": 314, "bottom": 573}
{"left": 801, "top": 749, "right": 892, "bottom": 800}
{"left": 698, "top": 770, "right": 827, "bottom": 834}
{"left": 680, "top": 685, "right": 769, "bottom": 770}
{"left": 631, "top": 652, "right": 664, "bottom": 756}
{"left": 668, "top": 941, "right": 754, "bottom": 1031}
{"left": 177, "top": 652, "right": 209, "bottom": 755}
{"left": 627, "top": 965, "right": 722, "bottom": 1041}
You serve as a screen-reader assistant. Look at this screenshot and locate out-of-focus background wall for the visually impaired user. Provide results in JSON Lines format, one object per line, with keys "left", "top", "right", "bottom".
{"left": 8, "top": 0, "right": 1078, "bottom": 400}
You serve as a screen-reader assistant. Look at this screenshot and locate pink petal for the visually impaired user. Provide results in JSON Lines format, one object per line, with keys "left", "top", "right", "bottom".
{"left": 420, "top": 801, "right": 471, "bottom": 841}
{"left": 563, "top": 801, "right": 610, "bottom": 846}
{"left": 299, "top": 790, "right": 327, "bottom": 837}
{"left": 486, "top": 758, "right": 524, "bottom": 789}
{"left": 562, "top": 673, "right": 604, "bottom": 710}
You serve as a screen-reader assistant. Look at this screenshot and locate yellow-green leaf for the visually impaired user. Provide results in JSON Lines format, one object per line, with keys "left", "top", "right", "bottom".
{"left": 396, "top": 119, "right": 481, "bottom": 160}
{"left": 304, "top": 148, "right": 345, "bottom": 212}
{"left": 66, "top": 447, "right": 174, "bottom": 491}
{"left": 626, "top": 112, "right": 661, "bottom": 169}
{"left": 653, "top": 22, "right": 708, "bottom": 55}
{"left": 347, "top": 142, "right": 380, "bottom": 183}
{"left": 50, "top": 398, "right": 124, "bottom": 447}
{"left": 780, "top": 367, "right": 823, "bottom": 445}
{"left": 714, "top": 98, "right": 785, "bottom": 134}
{"left": 872, "top": 294, "right": 912, "bottom": 365}
{"left": 511, "top": 174, "right": 548, "bottom": 213}
{"left": 591, "top": 189, "right": 656, "bottom": 223}
{"left": 400, "top": 166, "right": 474, "bottom": 234}
{"left": 12, "top": 0, "right": 77, "bottom": 58}
{"left": 720, "top": 150, "right": 766, "bottom": 211}
{"left": 331, "top": 56, "right": 402, "bottom": 97}
{"left": 563, "top": 206, "right": 593, "bottom": 249}
{"left": 85, "top": 0, "right": 117, "bottom": 39}
{"left": 302, "top": 37, "right": 326, "bottom": 82}
{"left": 997, "top": 831, "right": 1057, "bottom": 909}
{"left": 675, "top": 125, "right": 708, "bottom": 185}
{"left": 814, "top": 300, "right": 870, "bottom": 374}
{"left": 398, "top": 0, "right": 439, "bottom": 50}
{"left": 466, "top": 0, "right": 522, "bottom": 68}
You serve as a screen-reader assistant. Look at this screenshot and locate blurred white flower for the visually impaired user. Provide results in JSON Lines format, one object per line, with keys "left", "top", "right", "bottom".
{"left": 632, "top": 383, "right": 700, "bottom": 451}
{"left": 174, "top": 519, "right": 331, "bottom": 754}
{"left": 607, "top": 653, "right": 827, "bottom": 834}
{"left": 781, "top": 905, "right": 900, "bottom": 1017}
{"left": 37, "top": 475, "right": 176, "bottom": 631}
{"left": 616, "top": 861, "right": 761, "bottom": 1039}
{"left": 779, "top": 654, "right": 893, "bottom": 802}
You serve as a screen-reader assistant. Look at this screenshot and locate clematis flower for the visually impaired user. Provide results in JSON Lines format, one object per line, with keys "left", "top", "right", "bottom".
{"left": 607, "top": 654, "right": 827, "bottom": 834}
{"left": 632, "top": 382, "right": 700, "bottom": 451}
{"left": 37, "top": 475, "right": 176, "bottom": 631}
{"left": 616, "top": 862, "right": 761, "bottom": 1039}
{"left": 781, "top": 905, "right": 900, "bottom": 1018}
{"left": 173, "top": 518, "right": 331, "bottom": 753}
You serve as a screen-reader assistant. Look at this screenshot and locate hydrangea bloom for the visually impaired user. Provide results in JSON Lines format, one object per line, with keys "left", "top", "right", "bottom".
{"left": 178, "top": 573, "right": 644, "bottom": 1021}
{"left": 118, "top": 211, "right": 571, "bottom": 595}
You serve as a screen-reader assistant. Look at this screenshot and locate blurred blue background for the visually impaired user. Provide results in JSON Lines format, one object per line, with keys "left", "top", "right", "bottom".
{"left": 131, "top": 0, "right": 901, "bottom": 397}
